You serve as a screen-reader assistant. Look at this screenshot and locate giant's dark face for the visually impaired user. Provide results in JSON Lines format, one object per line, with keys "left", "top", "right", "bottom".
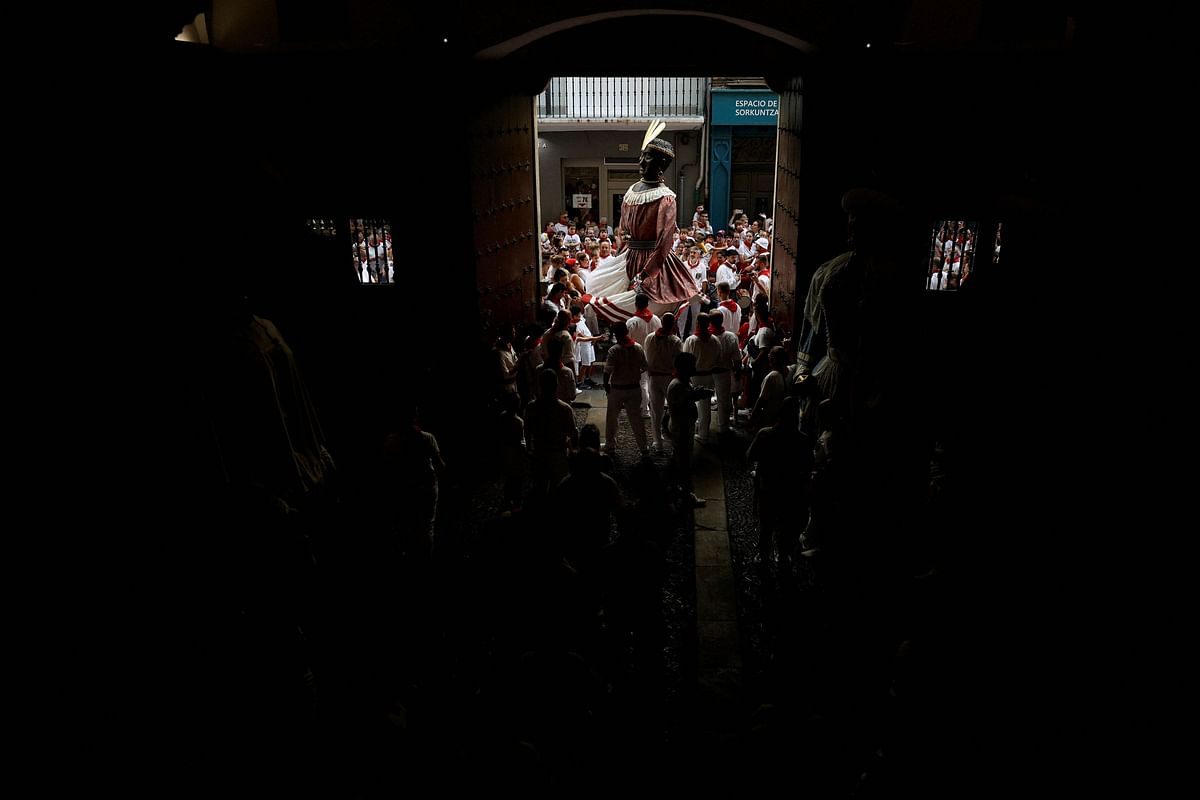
{"left": 639, "top": 148, "right": 671, "bottom": 179}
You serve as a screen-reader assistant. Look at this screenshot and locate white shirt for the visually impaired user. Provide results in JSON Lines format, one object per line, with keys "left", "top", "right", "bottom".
{"left": 626, "top": 312, "right": 662, "bottom": 346}
{"left": 715, "top": 302, "right": 739, "bottom": 333}
{"left": 715, "top": 263, "right": 739, "bottom": 291}
{"left": 538, "top": 328, "right": 575, "bottom": 365}
{"left": 582, "top": 303, "right": 599, "bottom": 334}
{"left": 683, "top": 334, "right": 722, "bottom": 372}
{"left": 710, "top": 330, "right": 740, "bottom": 371}
{"left": 644, "top": 332, "right": 682, "bottom": 374}
{"left": 605, "top": 341, "right": 647, "bottom": 385}
{"left": 754, "top": 371, "right": 785, "bottom": 421}
{"left": 751, "top": 272, "right": 771, "bottom": 303}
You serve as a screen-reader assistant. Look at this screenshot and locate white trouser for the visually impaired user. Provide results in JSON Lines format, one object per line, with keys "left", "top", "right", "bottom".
{"left": 605, "top": 387, "right": 648, "bottom": 452}
{"left": 677, "top": 297, "right": 703, "bottom": 338}
{"left": 693, "top": 374, "right": 715, "bottom": 441}
{"left": 713, "top": 371, "right": 733, "bottom": 433}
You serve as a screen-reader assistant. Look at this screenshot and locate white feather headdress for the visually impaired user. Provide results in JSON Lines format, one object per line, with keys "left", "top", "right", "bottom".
{"left": 641, "top": 119, "right": 667, "bottom": 153}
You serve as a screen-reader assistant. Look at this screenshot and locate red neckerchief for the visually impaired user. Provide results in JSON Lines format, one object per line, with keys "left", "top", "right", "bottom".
{"left": 621, "top": 336, "right": 636, "bottom": 347}
{"left": 710, "top": 323, "right": 724, "bottom": 335}
{"left": 654, "top": 327, "right": 670, "bottom": 338}
{"left": 759, "top": 268, "right": 771, "bottom": 277}
{"left": 720, "top": 299, "right": 739, "bottom": 312}
{"left": 633, "top": 308, "right": 653, "bottom": 321}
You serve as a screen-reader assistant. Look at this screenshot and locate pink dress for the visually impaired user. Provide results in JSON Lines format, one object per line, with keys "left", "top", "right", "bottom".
{"left": 621, "top": 187, "right": 698, "bottom": 305}
{"left": 587, "top": 184, "right": 699, "bottom": 323}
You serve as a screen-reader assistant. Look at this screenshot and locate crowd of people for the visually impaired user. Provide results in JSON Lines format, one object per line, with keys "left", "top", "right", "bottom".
{"left": 490, "top": 203, "right": 848, "bottom": 555}
{"left": 926, "top": 219, "right": 977, "bottom": 291}
{"left": 201, "top": 187, "right": 968, "bottom": 794}
{"left": 540, "top": 206, "right": 774, "bottom": 314}
{"left": 350, "top": 220, "right": 395, "bottom": 284}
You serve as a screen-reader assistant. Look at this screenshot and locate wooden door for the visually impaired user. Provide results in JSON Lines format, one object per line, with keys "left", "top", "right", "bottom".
{"left": 467, "top": 95, "right": 541, "bottom": 345}
{"left": 772, "top": 77, "right": 803, "bottom": 336}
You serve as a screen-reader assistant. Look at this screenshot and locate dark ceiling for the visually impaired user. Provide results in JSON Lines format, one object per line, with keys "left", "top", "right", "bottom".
{"left": 149, "top": 0, "right": 1084, "bottom": 57}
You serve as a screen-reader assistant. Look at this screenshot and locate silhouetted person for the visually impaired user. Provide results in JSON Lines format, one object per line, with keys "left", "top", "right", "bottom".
{"left": 525, "top": 369, "right": 579, "bottom": 495}
{"left": 380, "top": 403, "right": 445, "bottom": 559}
{"left": 747, "top": 396, "right": 812, "bottom": 565}
{"left": 666, "top": 351, "right": 713, "bottom": 507}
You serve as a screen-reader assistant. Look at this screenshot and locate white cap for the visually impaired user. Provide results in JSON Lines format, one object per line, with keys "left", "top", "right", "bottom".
{"left": 755, "top": 237, "right": 770, "bottom": 250}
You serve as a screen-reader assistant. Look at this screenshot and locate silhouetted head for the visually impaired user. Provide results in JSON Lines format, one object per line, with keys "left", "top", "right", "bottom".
{"left": 537, "top": 369, "right": 559, "bottom": 399}
{"left": 778, "top": 395, "right": 801, "bottom": 426}
{"left": 842, "top": 187, "right": 901, "bottom": 253}
{"left": 674, "top": 351, "right": 697, "bottom": 379}
{"left": 579, "top": 423, "right": 602, "bottom": 451}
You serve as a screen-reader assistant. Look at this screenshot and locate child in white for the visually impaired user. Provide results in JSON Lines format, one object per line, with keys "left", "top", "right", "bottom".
{"left": 573, "top": 312, "right": 602, "bottom": 387}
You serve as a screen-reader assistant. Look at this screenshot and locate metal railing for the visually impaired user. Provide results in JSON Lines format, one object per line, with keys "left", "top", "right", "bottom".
{"left": 537, "top": 77, "right": 707, "bottom": 119}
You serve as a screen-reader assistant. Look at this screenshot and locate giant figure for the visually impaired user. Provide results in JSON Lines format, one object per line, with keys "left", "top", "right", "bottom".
{"left": 587, "top": 121, "right": 703, "bottom": 323}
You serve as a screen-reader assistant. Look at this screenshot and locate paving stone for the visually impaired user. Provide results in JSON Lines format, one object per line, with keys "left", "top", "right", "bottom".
{"left": 692, "top": 499, "right": 726, "bottom": 531}
{"left": 580, "top": 387, "right": 606, "bottom": 408}
{"left": 695, "top": 530, "right": 731, "bottom": 567}
{"left": 693, "top": 445, "right": 723, "bottom": 471}
{"left": 691, "top": 469, "right": 725, "bottom": 501}
{"left": 697, "top": 622, "right": 741, "bottom": 669}
{"left": 585, "top": 407, "right": 607, "bottom": 430}
{"left": 696, "top": 565, "right": 737, "bottom": 622}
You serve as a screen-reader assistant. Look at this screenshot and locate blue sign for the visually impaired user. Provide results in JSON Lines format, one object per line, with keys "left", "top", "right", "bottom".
{"left": 711, "top": 90, "right": 779, "bottom": 125}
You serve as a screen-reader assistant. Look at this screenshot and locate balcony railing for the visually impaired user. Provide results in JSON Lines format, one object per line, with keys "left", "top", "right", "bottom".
{"left": 538, "top": 77, "right": 707, "bottom": 120}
